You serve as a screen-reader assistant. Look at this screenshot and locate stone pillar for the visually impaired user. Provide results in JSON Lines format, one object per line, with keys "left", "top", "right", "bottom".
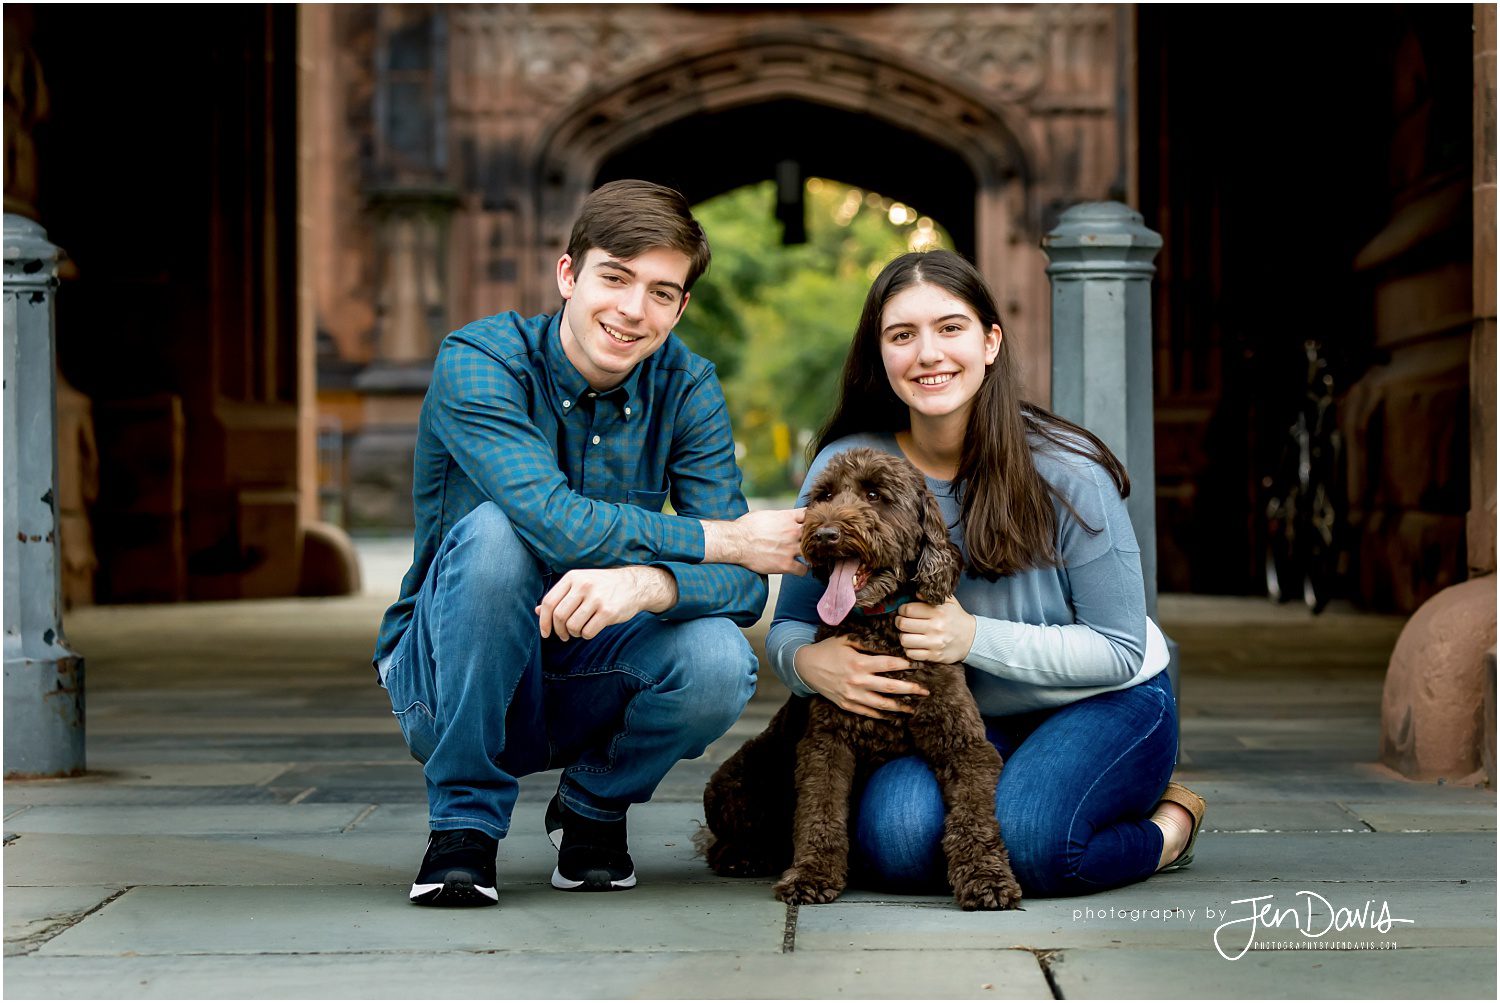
{"left": 1042, "top": 202, "right": 1177, "bottom": 701}
{"left": 1044, "top": 203, "right": 1164, "bottom": 609}
{"left": 1379, "top": 7, "right": 1498, "bottom": 783}
{"left": 3, "top": 214, "right": 84, "bottom": 777}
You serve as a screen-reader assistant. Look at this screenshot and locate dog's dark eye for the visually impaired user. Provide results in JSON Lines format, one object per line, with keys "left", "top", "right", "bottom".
{"left": 865, "top": 490, "right": 882, "bottom": 503}
{"left": 816, "top": 490, "right": 834, "bottom": 502}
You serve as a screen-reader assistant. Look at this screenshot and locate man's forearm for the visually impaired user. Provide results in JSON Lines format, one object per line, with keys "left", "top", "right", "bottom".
{"left": 636, "top": 565, "right": 680, "bottom": 614}
{"left": 700, "top": 519, "right": 742, "bottom": 566}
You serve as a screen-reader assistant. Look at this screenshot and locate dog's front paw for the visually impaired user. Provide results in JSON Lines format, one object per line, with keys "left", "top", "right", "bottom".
{"left": 773, "top": 867, "right": 845, "bottom": 905}
{"left": 952, "top": 859, "right": 1023, "bottom": 911}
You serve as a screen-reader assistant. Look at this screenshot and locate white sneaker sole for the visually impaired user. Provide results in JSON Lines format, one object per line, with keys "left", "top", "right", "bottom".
{"left": 550, "top": 867, "right": 636, "bottom": 891}
{"left": 409, "top": 881, "right": 498, "bottom": 904}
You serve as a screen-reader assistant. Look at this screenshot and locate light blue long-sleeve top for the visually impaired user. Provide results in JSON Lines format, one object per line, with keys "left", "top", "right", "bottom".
{"left": 768, "top": 432, "right": 1169, "bottom": 716}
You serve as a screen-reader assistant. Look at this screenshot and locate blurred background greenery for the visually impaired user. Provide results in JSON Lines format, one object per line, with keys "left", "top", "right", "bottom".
{"left": 674, "top": 178, "right": 950, "bottom": 499}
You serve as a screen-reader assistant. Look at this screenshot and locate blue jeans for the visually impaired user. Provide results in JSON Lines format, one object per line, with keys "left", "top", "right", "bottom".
{"left": 853, "top": 670, "right": 1178, "bottom": 898}
{"left": 383, "top": 503, "right": 759, "bottom": 840}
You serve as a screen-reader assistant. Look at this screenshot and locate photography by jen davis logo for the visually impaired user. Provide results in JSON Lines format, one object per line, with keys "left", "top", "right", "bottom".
{"left": 1212, "top": 892, "right": 1415, "bottom": 961}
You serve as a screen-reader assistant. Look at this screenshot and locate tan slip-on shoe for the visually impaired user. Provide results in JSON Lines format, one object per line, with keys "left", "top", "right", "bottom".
{"left": 1155, "top": 781, "right": 1206, "bottom": 872}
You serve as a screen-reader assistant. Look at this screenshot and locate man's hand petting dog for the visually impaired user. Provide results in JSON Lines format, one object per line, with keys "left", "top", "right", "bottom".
{"left": 536, "top": 567, "right": 678, "bottom": 641}
{"left": 793, "top": 635, "right": 928, "bottom": 720}
{"left": 703, "top": 508, "right": 808, "bottom": 576}
{"left": 895, "top": 596, "right": 978, "bottom": 664}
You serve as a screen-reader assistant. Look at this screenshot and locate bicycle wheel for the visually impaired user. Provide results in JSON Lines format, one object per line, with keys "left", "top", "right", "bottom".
{"left": 1265, "top": 525, "right": 1298, "bottom": 604}
{"left": 1302, "top": 536, "right": 1337, "bottom": 614}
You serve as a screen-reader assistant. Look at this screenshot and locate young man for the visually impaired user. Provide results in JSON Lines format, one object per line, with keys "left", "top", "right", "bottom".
{"left": 374, "top": 180, "right": 804, "bottom": 907}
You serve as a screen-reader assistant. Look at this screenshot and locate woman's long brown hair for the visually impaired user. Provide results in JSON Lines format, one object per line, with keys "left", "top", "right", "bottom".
{"left": 814, "top": 250, "right": 1130, "bottom": 578}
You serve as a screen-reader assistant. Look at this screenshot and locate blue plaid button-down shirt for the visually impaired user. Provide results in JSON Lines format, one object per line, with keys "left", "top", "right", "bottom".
{"left": 374, "top": 310, "right": 767, "bottom": 667}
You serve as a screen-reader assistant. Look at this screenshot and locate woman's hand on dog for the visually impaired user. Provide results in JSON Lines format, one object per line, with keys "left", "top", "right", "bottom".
{"left": 793, "top": 635, "right": 928, "bottom": 719}
{"left": 895, "top": 597, "right": 977, "bottom": 664}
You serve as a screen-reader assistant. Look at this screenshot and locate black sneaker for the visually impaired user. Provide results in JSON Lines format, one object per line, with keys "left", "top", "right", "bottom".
{"left": 547, "top": 795, "right": 636, "bottom": 891}
{"left": 545, "top": 793, "right": 567, "bottom": 850}
{"left": 409, "top": 828, "right": 499, "bottom": 906}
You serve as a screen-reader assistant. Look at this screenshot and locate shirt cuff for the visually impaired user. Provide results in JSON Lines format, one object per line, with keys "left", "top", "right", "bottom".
{"left": 649, "top": 561, "right": 766, "bottom": 626}
{"left": 769, "top": 622, "right": 819, "bottom": 697}
{"left": 967, "top": 614, "right": 1018, "bottom": 669}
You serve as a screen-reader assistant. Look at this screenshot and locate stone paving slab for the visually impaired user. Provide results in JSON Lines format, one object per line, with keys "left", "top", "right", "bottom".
{"left": 36, "top": 883, "right": 788, "bottom": 958}
{"left": 4, "top": 886, "right": 121, "bottom": 956}
{"left": 252, "top": 763, "right": 426, "bottom": 802}
{"left": 77, "top": 733, "right": 413, "bottom": 766}
{"left": 13, "top": 763, "right": 298, "bottom": 788}
{"left": 1205, "top": 801, "right": 1369, "bottom": 833}
{"left": 88, "top": 717, "right": 397, "bottom": 737}
{"left": 3, "top": 834, "right": 413, "bottom": 888}
{"left": 1177, "top": 832, "right": 1496, "bottom": 883}
{"left": 1234, "top": 732, "right": 1380, "bottom": 751}
{"left": 1048, "top": 945, "right": 1497, "bottom": 999}
{"left": 1181, "top": 715, "right": 1379, "bottom": 734}
{"left": 1342, "top": 802, "right": 1498, "bottom": 832}
{"left": 792, "top": 880, "right": 1495, "bottom": 952}
{"left": 3, "top": 786, "right": 296, "bottom": 808}
{"left": 2, "top": 804, "right": 739, "bottom": 890}
{"left": 4, "top": 805, "right": 370, "bottom": 836}
{"left": 1166, "top": 775, "right": 1497, "bottom": 806}
{"left": 1186, "top": 751, "right": 1399, "bottom": 773}
{"left": 3, "top": 948, "right": 1051, "bottom": 999}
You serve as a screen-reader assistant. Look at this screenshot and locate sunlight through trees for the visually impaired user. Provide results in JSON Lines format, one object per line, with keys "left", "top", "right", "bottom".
{"left": 674, "top": 179, "right": 950, "bottom": 497}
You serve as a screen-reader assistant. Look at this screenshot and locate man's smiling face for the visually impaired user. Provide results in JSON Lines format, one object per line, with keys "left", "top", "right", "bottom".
{"left": 556, "top": 246, "right": 692, "bottom": 391}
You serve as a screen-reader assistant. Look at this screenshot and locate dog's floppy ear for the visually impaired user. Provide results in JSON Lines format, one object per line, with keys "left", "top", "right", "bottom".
{"left": 914, "top": 485, "right": 961, "bottom": 603}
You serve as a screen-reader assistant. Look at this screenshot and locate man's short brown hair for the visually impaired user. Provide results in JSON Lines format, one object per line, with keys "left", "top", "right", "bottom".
{"left": 566, "top": 180, "right": 712, "bottom": 292}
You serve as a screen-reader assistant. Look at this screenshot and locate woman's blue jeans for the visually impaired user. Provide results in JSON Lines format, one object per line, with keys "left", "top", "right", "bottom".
{"left": 382, "top": 503, "right": 759, "bottom": 841}
{"left": 853, "top": 670, "right": 1178, "bottom": 898}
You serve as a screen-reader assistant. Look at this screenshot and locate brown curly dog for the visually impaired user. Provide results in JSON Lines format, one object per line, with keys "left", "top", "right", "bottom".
{"left": 700, "top": 447, "right": 1021, "bottom": 911}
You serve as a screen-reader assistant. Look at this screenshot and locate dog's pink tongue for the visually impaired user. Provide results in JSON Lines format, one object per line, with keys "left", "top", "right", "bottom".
{"left": 817, "top": 559, "right": 861, "bottom": 625}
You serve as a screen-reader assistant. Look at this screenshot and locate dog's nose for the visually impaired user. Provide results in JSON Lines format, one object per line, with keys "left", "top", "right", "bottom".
{"left": 811, "top": 526, "right": 841, "bottom": 546}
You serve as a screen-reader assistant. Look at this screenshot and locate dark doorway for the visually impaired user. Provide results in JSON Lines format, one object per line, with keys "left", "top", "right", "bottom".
{"left": 1136, "top": 6, "right": 1472, "bottom": 608}
{"left": 24, "top": 4, "right": 303, "bottom": 603}
{"left": 595, "top": 99, "right": 978, "bottom": 260}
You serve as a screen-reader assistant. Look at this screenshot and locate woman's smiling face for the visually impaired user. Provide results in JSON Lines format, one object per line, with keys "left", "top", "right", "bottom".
{"left": 878, "top": 281, "right": 1001, "bottom": 423}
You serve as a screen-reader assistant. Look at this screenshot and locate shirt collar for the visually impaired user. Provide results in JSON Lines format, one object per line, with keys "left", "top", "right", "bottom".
{"left": 545, "top": 310, "right": 647, "bottom": 414}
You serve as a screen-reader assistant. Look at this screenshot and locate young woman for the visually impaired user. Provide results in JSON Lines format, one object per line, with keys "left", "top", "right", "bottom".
{"left": 767, "top": 250, "right": 1205, "bottom": 898}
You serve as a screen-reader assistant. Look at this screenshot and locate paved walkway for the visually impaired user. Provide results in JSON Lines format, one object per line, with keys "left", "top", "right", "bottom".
{"left": 4, "top": 552, "right": 1495, "bottom": 999}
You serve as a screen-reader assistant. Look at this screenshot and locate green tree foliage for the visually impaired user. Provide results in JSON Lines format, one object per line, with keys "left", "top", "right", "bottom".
{"left": 675, "top": 180, "right": 948, "bottom": 497}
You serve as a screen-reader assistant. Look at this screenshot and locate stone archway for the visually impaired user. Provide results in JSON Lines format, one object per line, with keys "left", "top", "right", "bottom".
{"left": 525, "top": 28, "right": 1057, "bottom": 399}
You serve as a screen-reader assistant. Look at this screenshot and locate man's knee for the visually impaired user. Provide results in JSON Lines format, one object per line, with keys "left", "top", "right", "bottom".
{"left": 661, "top": 618, "right": 757, "bottom": 735}
{"left": 445, "top": 502, "right": 544, "bottom": 597}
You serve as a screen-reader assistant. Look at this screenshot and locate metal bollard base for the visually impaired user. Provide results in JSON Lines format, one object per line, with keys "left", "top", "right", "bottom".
{"left": 3, "top": 653, "right": 86, "bottom": 779}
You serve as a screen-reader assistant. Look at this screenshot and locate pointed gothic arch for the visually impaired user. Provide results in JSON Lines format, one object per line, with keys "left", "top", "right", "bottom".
{"left": 524, "top": 29, "right": 1056, "bottom": 397}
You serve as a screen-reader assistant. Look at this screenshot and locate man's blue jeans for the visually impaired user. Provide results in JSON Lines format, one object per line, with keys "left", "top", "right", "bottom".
{"left": 382, "top": 502, "right": 759, "bottom": 840}
{"left": 853, "top": 670, "right": 1178, "bottom": 898}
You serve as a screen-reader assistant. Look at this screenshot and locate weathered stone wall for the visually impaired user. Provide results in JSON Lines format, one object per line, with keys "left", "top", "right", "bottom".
{"left": 20, "top": 7, "right": 309, "bottom": 603}
{"left": 1471, "top": 2, "right": 1497, "bottom": 579}
{"left": 1341, "top": 15, "right": 1475, "bottom": 613}
{"left": 1379, "top": 4, "right": 1497, "bottom": 784}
